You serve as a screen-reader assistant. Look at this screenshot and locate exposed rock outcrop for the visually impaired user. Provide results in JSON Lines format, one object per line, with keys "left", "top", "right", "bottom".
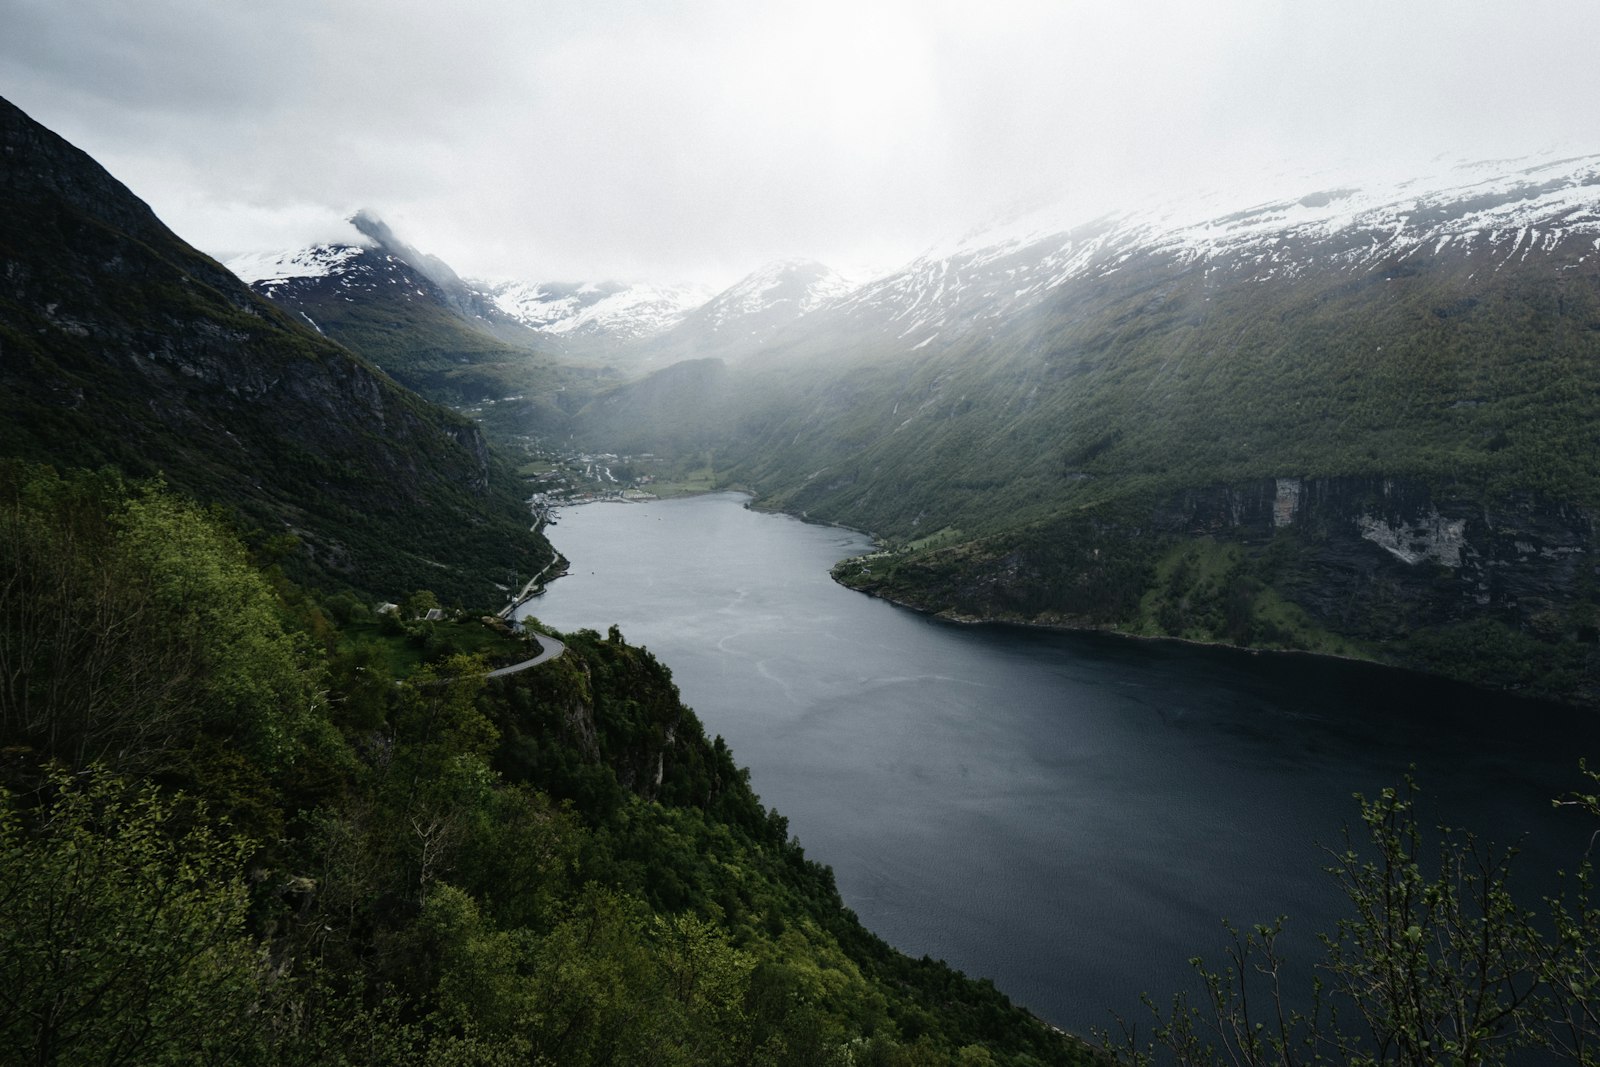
{"left": 1155, "top": 476, "right": 1595, "bottom": 642}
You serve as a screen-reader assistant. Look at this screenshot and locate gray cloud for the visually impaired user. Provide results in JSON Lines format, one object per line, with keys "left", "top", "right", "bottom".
{"left": 3, "top": 0, "right": 1597, "bottom": 287}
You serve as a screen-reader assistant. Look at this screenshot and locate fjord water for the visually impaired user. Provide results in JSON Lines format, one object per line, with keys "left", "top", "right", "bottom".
{"left": 519, "top": 492, "right": 1599, "bottom": 1036}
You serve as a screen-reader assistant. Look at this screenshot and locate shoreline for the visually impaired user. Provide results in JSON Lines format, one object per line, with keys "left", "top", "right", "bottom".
{"left": 841, "top": 579, "right": 1578, "bottom": 710}
{"left": 531, "top": 487, "right": 1560, "bottom": 708}
{"left": 551, "top": 488, "right": 1353, "bottom": 675}
{"left": 746, "top": 498, "right": 882, "bottom": 545}
{"left": 498, "top": 552, "right": 569, "bottom": 619}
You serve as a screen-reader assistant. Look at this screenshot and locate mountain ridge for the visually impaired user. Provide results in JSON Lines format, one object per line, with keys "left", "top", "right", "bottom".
{"left": 231, "top": 228, "right": 858, "bottom": 371}
{"left": 227, "top": 150, "right": 1600, "bottom": 371}
{"left": 0, "top": 95, "right": 552, "bottom": 604}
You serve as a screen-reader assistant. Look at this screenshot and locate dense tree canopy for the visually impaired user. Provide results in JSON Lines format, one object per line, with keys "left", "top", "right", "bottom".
{"left": 0, "top": 463, "right": 1088, "bottom": 1066}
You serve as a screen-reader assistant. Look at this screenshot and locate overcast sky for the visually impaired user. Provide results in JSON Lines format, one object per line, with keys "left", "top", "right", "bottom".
{"left": 3, "top": 0, "right": 1598, "bottom": 287}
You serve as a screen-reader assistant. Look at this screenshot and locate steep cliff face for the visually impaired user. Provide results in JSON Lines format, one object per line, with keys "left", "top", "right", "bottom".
{"left": 488, "top": 626, "right": 755, "bottom": 816}
{"left": 0, "top": 96, "right": 546, "bottom": 603}
{"left": 839, "top": 477, "right": 1600, "bottom": 704}
{"left": 1158, "top": 477, "right": 1596, "bottom": 640}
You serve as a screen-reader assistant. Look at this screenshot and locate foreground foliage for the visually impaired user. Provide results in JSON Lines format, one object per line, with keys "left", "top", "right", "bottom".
{"left": 0, "top": 772, "right": 262, "bottom": 1065}
{"left": 0, "top": 464, "right": 1086, "bottom": 1066}
{"left": 1108, "top": 779, "right": 1600, "bottom": 1066}
{"left": 15, "top": 461, "right": 1595, "bottom": 1066}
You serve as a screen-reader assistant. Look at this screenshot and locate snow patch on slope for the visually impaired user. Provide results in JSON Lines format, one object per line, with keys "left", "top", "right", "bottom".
{"left": 481, "top": 280, "right": 711, "bottom": 340}
{"left": 698, "top": 259, "right": 852, "bottom": 332}
{"left": 226, "top": 216, "right": 374, "bottom": 286}
{"left": 227, "top": 242, "right": 370, "bottom": 287}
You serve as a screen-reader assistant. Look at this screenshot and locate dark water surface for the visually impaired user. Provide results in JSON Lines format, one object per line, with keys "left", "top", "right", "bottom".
{"left": 518, "top": 492, "right": 1600, "bottom": 1037}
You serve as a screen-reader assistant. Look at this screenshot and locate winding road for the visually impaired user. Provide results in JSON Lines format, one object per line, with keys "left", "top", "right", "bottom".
{"left": 405, "top": 630, "right": 567, "bottom": 688}
{"left": 483, "top": 631, "right": 566, "bottom": 678}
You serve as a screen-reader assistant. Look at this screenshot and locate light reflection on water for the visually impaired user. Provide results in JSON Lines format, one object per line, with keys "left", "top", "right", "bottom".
{"left": 520, "top": 492, "right": 1600, "bottom": 1036}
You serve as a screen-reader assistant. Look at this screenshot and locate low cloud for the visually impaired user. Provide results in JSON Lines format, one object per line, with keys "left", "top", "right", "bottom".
{"left": 3, "top": 0, "right": 1596, "bottom": 286}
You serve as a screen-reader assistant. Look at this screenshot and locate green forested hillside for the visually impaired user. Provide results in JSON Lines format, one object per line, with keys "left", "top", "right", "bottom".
{"left": 592, "top": 244, "right": 1600, "bottom": 538}
{"left": 0, "top": 463, "right": 1090, "bottom": 1066}
{"left": 570, "top": 233, "right": 1600, "bottom": 703}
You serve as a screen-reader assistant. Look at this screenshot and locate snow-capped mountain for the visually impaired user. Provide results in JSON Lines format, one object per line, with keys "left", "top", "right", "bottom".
{"left": 229, "top": 212, "right": 703, "bottom": 355}
{"left": 963, "top": 152, "right": 1600, "bottom": 273}
{"left": 228, "top": 242, "right": 368, "bottom": 293}
{"left": 225, "top": 211, "right": 519, "bottom": 342}
{"left": 806, "top": 152, "right": 1600, "bottom": 354}
{"left": 479, "top": 257, "right": 856, "bottom": 362}
{"left": 230, "top": 237, "right": 443, "bottom": 316}
{"left": 624, "top": 259, "right": 858, "bottom": 366}
{"left": 232, "top": 153, "right": 1600, "bottom": 377}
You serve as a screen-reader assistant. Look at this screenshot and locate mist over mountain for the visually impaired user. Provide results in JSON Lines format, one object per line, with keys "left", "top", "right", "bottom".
{"left": 232, "top": 225, "right": 857, "bottom": 374}
{"left": 561, "top": 153, "right": 1600, "bottom": 705}
{"left": 225, "top": 146, "right": 1600, "bottom": 704}
{"left": 479, "top": 278, "right": 710, "bottom": 346}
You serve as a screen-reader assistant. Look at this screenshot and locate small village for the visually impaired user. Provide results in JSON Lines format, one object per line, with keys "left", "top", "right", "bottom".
{"left": 522, "top": 451, "right": 657, "bottom": 521}
{"left": 511, "top": 441, "right": 721, "bottom": 526}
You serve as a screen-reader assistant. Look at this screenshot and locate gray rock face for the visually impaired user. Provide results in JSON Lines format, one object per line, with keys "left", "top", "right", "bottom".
{"left": 843, "top": 472, "right": 1598, "bottom": 703}
{"left": 1156, "top": 476, "right": 1595, "bottom": 640}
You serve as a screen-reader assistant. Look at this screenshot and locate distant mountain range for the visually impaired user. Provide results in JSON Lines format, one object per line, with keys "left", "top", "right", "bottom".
{"left": 227, "top": 225, "right": 855, "bottom": 373}
{"left": 814, "top": 152, "right": 1600, "bottom": 356}
{"left": 232, "top": 151, "right": 1600, "bottom": 374}
{"left": 478, "top": 277, "right": 709, "bottom": 344}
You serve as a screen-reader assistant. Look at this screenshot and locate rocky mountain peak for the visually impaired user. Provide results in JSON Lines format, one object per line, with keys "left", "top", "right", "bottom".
{"left": 347, "top": 209, "right": 466, "bottom": 294}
